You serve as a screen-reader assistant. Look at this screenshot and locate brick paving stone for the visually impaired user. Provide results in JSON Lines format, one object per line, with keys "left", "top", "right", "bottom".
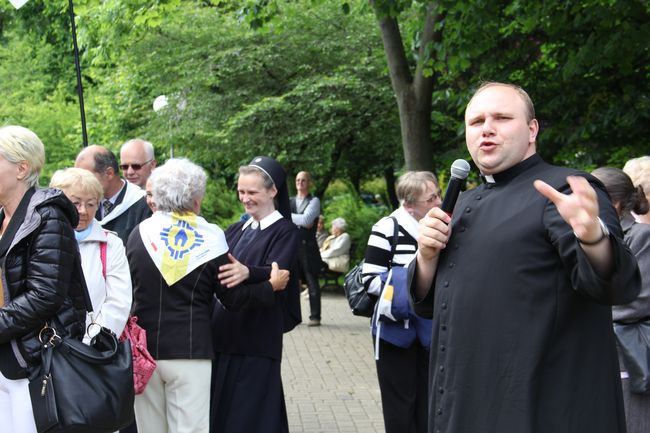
{"left": 282, "top": 291, "right": 385, "bottom": 433}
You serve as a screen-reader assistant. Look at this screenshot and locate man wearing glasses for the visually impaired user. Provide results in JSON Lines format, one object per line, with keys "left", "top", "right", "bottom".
{"left": 75, "top": 145, "right": 152, "bottom": 245}
{"left": 120, "top": 139, "right": 157, "bottom": 188}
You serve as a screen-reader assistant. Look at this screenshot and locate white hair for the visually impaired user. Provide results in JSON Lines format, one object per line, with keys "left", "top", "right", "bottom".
{"left": 149, "top": 158, "right": 206, "bottom": 212}
{"left": 331, "top": 217, "right": 347, "bottom": 231}
{"left": 121, "top": 138, "right": 155, "bottom": 160}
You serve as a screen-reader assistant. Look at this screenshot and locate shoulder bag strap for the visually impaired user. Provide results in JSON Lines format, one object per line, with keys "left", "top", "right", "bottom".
{"left": 387, "top": 216, "right": 399, "bottom": 269}
{"left": 100, "top": 241, "right": 107, "bottom": 279}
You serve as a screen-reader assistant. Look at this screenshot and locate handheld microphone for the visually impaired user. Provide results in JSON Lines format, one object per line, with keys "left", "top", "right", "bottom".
{"left": 440, "top": 159, "right": 471, "bottom": 216}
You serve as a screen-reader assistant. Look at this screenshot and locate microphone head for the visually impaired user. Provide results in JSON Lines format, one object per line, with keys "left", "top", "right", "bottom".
{"left": 450, "top": 159, "right": 471, "bottom": 180}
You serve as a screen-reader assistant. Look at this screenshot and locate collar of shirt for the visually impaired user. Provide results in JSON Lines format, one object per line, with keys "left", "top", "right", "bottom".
{"left": 393, "top": 206, "right": 419, "bottom": 240}
{"left": 480, "top": 153, "right": 542, "bottom": 185}
{"left": 104, "top": 179, "right": 126, "bottom": 205}
{"left": 242, "top": 210, "right": 283, "bottom": 231}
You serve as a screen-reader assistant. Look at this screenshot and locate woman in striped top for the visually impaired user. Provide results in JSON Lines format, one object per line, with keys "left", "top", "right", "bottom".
{"left": 361, "top": 171, "right": 441, "bottom": 433}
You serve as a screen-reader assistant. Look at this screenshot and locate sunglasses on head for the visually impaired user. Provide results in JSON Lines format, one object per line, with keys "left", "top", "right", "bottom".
{"left": 119, "top": 159, "right": 153, "bottom": 171}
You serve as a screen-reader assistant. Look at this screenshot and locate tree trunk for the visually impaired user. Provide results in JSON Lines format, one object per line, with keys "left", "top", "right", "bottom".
{"left": 373, "top": 2, "right": 441, "bottom": 171}
{"left": 396, "top": 91, "right": 434, "bottom": 170}
{"left": 383, "top": 167, "right": 398, "bottom": 209}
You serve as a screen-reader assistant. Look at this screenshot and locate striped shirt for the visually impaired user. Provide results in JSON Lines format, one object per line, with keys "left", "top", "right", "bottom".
{"left": 361, "top": 206, "right": 419, "bottom": 296}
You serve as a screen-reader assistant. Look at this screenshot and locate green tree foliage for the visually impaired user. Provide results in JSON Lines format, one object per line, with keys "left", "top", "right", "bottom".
{"left": 75, "top": 0, "right": 401, "bottom": 198}
{"left": 1, "top": 0, "right": 647, "bottom": 223}
{"left": 429, "top": 0, "right": 650, "bottom": 170}
{"left": 322, "top": 188, "right": 388, "bottom": 263}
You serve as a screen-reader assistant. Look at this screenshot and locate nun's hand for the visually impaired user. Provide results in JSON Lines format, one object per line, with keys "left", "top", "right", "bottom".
{"left": 269, "top": 262, "right": 290, "bottom": 291}
{"left": 218, "top": 254, "right": 250, "bottom": 288}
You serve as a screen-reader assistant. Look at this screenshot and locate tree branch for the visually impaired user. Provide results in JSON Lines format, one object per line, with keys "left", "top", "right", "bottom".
{"left": 413, "top": 3, "right": 442, "bottom": 99}
{"left": 372, "top": 5, "right": 413, "bottom": 97}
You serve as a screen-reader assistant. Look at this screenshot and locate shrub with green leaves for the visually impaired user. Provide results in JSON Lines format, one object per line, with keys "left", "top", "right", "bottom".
{"left": 322, "top": 192, "right": 388, "bottom": 263}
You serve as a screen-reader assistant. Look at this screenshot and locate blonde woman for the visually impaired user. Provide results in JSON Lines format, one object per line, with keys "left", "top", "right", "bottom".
{"left": 50, "top": 168, "right": 132, "bottom": 343}
{"left": 0, "top": 126, "right": 87, "bottom": 433}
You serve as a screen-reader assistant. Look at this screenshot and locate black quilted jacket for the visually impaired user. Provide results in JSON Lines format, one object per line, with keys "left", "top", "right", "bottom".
{"left": 0, "top": 188, "right": 89, "bottom": 378}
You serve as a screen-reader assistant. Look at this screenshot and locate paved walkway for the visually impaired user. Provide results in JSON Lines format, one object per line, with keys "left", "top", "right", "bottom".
{"left": 282, "top": 291, "right": 385, "bottom": 433}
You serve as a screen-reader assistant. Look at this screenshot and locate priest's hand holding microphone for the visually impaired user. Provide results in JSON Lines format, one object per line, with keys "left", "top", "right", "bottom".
{"left": 414, "top": 159, "right": 471, "bottom": 299}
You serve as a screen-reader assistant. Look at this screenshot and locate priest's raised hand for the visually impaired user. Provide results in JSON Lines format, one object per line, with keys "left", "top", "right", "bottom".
{"left": 534, "top": 175, "right": 614, "bottom": 277}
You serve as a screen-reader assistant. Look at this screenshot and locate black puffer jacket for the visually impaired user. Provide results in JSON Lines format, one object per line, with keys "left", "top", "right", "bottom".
{"left": 0, "top": 188, "right": 89, "bottom": 378}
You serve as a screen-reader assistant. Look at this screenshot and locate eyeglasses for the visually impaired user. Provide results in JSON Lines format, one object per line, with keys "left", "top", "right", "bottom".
{"left": 71, "top": 200, "right": 98, "bottom": 211}
{"left": 119, "top": 159, "right": 153, "bottom": 171}
{"left": 415, "top": 193, "right": 441, "bottom": 204}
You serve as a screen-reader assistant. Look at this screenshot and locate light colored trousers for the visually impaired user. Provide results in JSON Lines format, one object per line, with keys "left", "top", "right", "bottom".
{"left": 135, "top": 359, "right": 211, "bottom": 433}
{"left": 0, "top": 371, "right": 37, "bottom": 433}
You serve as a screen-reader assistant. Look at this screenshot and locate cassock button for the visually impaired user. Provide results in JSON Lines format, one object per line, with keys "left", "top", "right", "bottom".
{"left": 460, "top": 227, "right": 466, "bottom": 232}
{"left": 465, "top": 207, "right": 471, "bottom": 213}
{"left": 449, "top": 262, "right": 455, "bottom": 268}
{"left": 440, "top": 345, "right": 446, "bottom": 352}
{"left": 441, "top": 302, "right": 447, "bottom": 310}
{"left": 443, "top": 281, "right": 449, "bottom": 287}
{"left": 439, "top": 365, "right": 445, "bottom": 372}
{"left": 475, "top": 195, "right": 482, "bottom": 200}
{"left": 437, "top": 409, "right": 443, "bottom": 415}
{"left": 441, "top": 324, "right": 447, "bottom": 331}
{"left": 439, "top": 387, "right": 444, "bottom": 394}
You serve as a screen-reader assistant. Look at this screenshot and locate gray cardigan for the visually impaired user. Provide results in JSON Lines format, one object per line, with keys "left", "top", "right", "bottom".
{"left": 612, "top": 213, "right": 650, "bottom": 323}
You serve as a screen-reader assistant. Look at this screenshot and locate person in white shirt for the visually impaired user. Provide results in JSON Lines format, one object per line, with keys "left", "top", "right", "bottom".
{"left": 320, "top": 217, "right": 351, "bottom": 273}
{"left": 50, "top": 168, "right": 132, "bottom": 343}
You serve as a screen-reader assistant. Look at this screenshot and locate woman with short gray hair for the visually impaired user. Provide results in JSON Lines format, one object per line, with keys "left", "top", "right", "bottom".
{"left": 127, "top": 158, "right": 290, "bottom": 433}
{"left": 361, "top": 170, "right": 441, "bottom": 433}
{"left": 148, "top": 158, "right": 206, "bottom": 213}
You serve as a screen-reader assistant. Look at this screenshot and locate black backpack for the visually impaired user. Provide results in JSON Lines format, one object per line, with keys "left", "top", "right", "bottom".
{"left": 343, "top": 217, "right": 399, "bottom": 317}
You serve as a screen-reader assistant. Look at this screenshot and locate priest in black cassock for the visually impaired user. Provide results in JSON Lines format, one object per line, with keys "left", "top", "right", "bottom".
{"left": 410, "top": 82, "right": 641, "bottom": 433}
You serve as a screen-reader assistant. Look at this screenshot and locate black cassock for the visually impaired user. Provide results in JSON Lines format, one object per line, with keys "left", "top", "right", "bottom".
{"left": 413, "top": 155, "right": 641, "bottom": 433}
{"left": 210, "top": 214, "right": 300, "bottom": 433}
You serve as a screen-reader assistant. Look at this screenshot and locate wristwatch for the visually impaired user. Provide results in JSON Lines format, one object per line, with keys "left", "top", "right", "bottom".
{"left": 575, "top": 217, "right": 610, "bottom": 245}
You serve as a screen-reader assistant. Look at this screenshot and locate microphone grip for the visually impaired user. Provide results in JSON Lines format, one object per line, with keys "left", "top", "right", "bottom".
{"left": 440, "top": 177, "right": 464, "bottom": 216}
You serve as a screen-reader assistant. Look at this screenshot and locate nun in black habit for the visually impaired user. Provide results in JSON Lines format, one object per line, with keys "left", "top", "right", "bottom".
{"left": 210, "top": 156, "right": 301, "bottom": 433}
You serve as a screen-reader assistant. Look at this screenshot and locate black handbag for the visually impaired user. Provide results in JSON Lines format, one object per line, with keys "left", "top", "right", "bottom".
{"left": 614, "top": 320, "right": 650, "bottom": 394}
{"left": 343, "top": 217, "right": 399, "bottom": 317}
{"left": 28, "top": 324, "right": 135, "bottom": 433}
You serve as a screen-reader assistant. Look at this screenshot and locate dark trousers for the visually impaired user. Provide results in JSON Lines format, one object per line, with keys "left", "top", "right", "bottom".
{"left": 298, "top": 252, "right": 321, "bottom": 320}
{"left": 374, "top": 338, "right": 429, "bottom": 433}
{"left": 120, "top": 421, "right": 138, "bottom": 433}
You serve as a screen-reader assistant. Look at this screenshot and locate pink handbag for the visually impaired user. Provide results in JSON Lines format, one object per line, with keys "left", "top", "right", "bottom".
{"left": 119, "top": 316, "right": 157, "bottom": 394}
{"left": 100, "top": 241, "right": 156, "bottom": 394}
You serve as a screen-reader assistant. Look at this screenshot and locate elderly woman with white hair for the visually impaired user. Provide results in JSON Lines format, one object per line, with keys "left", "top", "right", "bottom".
{"left": 0, "top": 126, "right": 88, "bottom": 433}
{"left": 126, "top": 158, "right": 289, "bottom": 433}
{"left": 319, "top": 217, "right": 352, "bottom": 273}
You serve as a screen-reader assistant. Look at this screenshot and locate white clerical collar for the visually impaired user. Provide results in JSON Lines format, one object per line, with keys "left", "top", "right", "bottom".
{"left": 242, "top": 210, "right": 283, "bottom": 231}
{"left": 483, "top": 174, "right": 496, "bottom": 183}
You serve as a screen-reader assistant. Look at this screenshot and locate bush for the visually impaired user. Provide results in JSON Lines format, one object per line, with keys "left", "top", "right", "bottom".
{"left": 322, "top": 190, "right": 389, "bottom": 263}
{"left": 202, "top": 177, "right": 243, "bottom": 228}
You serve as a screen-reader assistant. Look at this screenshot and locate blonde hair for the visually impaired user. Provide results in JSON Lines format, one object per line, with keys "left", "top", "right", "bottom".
{"left": 0, "top": 125, "right": 45, "bottom": 187}
{"left": 50, "top": 167, "right": 104, "bottom": 202}
{"left": 623, "top": 156, "right": 650, "bottom": 194}
{"left": 396, "top": 171, "right": 439, "bottom": 204}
